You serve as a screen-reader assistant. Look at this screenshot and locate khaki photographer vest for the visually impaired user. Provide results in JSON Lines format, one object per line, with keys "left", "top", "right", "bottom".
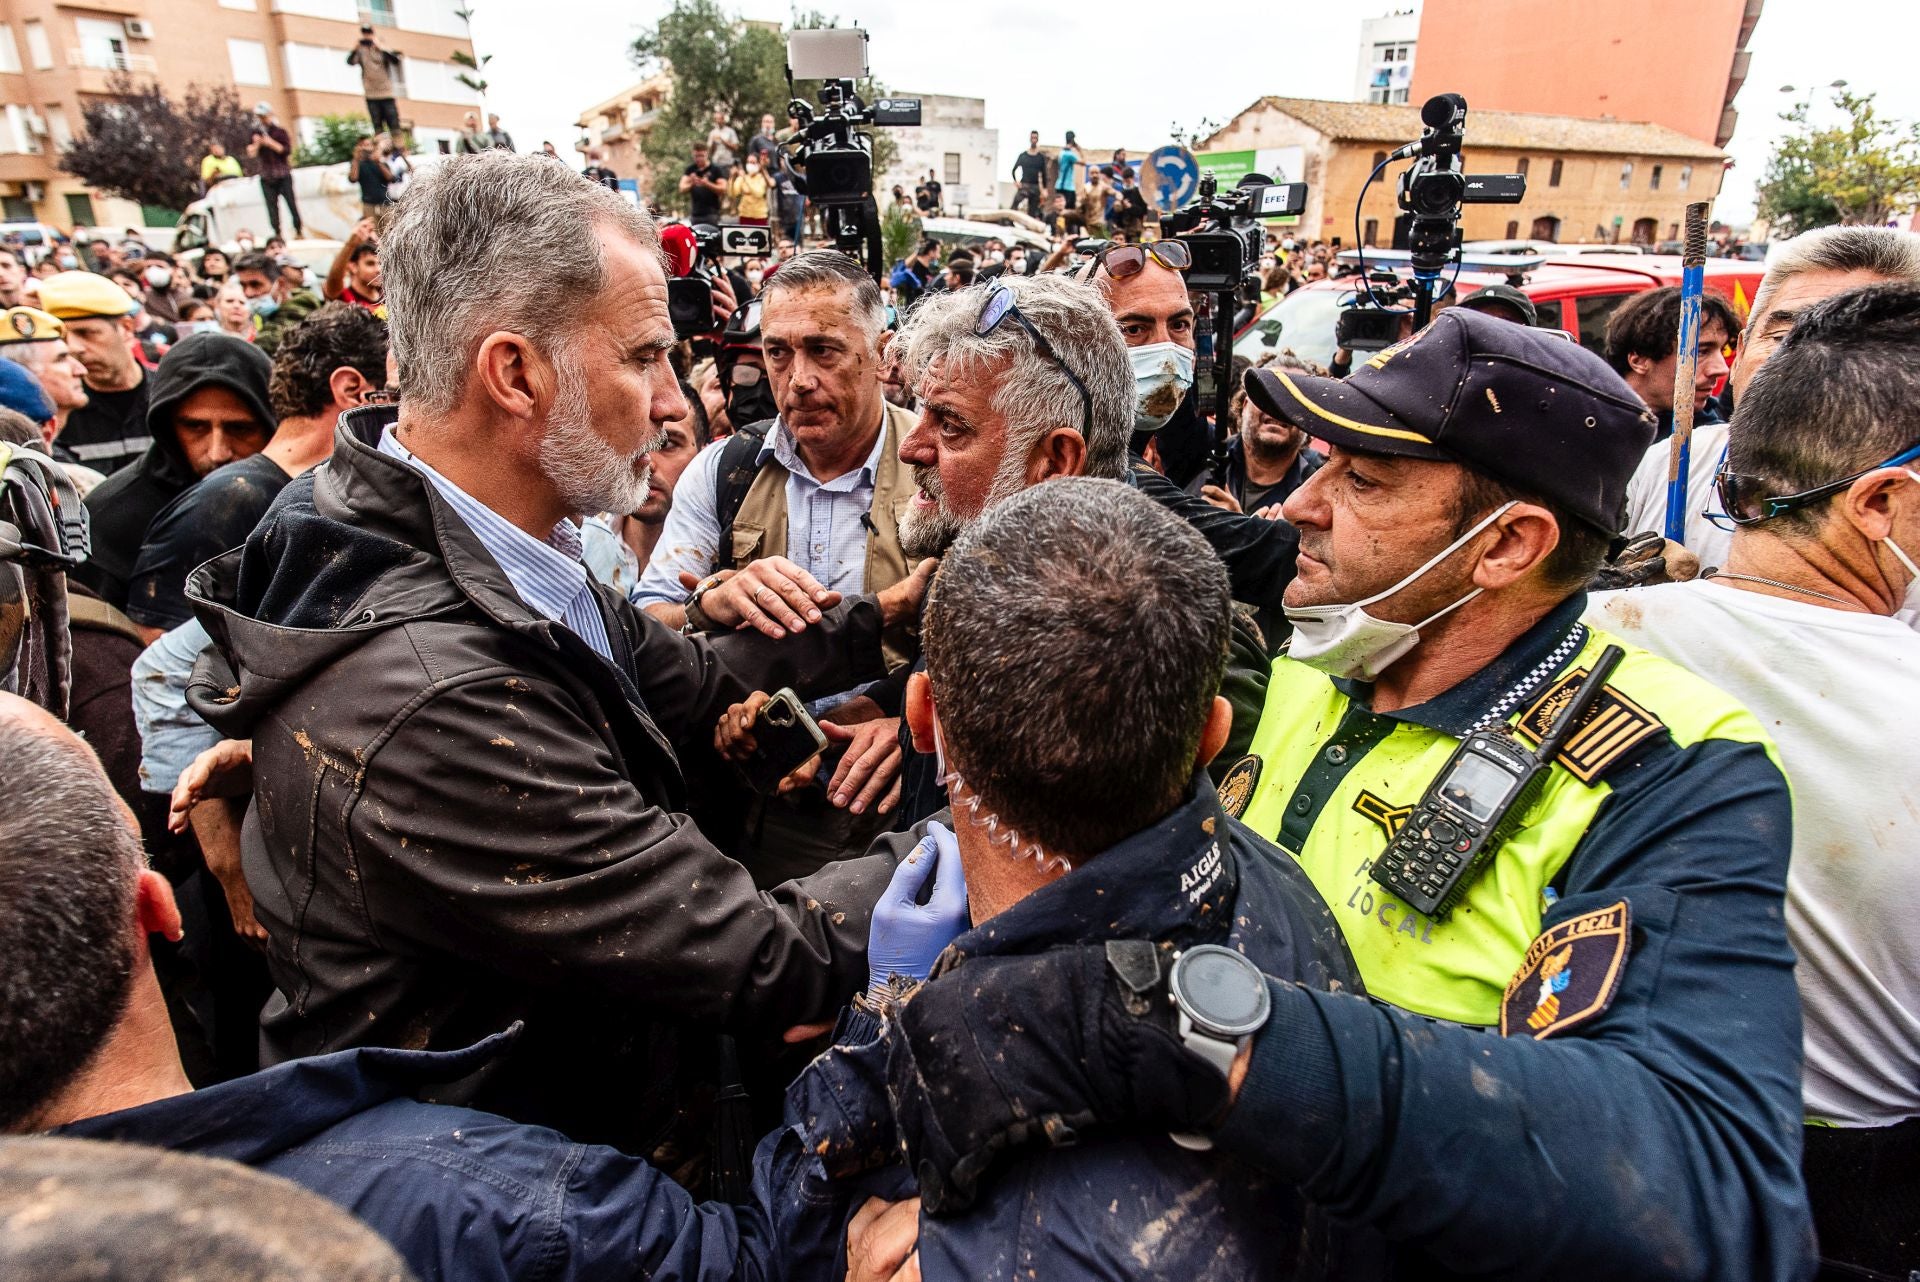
{"left": 728, "top": 400, "right": 918, "bottom": 670}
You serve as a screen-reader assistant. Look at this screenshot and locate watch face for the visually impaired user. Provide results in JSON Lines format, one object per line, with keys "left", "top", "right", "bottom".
{"left": 1172, "top": 945, "right": 1270, "bottom": 1036}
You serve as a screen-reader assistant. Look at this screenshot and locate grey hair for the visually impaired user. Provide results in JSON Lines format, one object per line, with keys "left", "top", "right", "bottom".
{"left": 923, "top": 477, "right": 1231, "bottom": 861}
{"left": 0, "top": 716, "right": 145, "bottom": 1130}
{"left": 899, "top": 273, "right": 1132, "bottom": 480}
{"left": 1748, "top": 226, "right": 1920, "bottom": 336}
{"left": 1729, "top": 282, "right": 1920, "bottom": 537}
{"left": 381, "top": 151, "right": 659, "bottom": 417}
{"left": 760, "top": 250, "right": 885, "bottom": 341}
{"left": 0, "top": 343, "right": 52, "bottom": 381}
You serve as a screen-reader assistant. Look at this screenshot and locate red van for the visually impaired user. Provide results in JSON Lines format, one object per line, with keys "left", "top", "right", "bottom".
{"left": 1236, "top": 250, "right": 1765, "bottom": 368}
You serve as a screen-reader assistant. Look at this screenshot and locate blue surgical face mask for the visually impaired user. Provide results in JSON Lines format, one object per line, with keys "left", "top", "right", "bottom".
{"left": 248, "top": 294, "right": 279, "bottom": 318}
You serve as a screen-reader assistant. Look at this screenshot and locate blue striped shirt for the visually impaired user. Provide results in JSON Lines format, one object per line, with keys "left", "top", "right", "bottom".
{"left": 379, "top": 426, "right": 613, "bottom": 662}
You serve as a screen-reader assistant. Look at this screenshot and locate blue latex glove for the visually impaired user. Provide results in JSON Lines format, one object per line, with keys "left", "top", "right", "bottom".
{"left": 868, "top": 820, "right": 969, "bottom": 995}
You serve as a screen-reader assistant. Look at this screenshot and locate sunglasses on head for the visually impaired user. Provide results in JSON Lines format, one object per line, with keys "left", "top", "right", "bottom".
{"left": 976, "top": 283, "right": 1092, "bottom": 436}
{"left": 1093, "top": 239, "right": 1191, "bottom": 281}
{"left": 1709, "top": 440, "right": 1920, "bottom": 529}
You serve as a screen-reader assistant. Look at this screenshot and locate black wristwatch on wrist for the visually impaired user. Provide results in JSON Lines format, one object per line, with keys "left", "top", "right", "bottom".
{"left": 1166, "top": 944, "right": 1271, "bottom": 1151}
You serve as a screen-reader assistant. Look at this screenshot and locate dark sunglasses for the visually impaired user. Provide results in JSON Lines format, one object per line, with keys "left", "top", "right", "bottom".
{"left": 976, "top": 283, "right": 1093, "bottom": 435}
{"left": 1709, "top": 440, "right": 1920, "bottom": 529}
{"left": 1094, "top": 239, "right": 1191, "bottom": 280}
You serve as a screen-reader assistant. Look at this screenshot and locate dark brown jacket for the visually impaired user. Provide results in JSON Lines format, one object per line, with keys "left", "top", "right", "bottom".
{"left": 186, "top": 405, "right": 893, "bottom": 1156}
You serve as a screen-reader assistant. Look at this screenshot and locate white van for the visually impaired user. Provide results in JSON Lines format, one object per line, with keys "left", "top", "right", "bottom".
{"left": 175, "top": 153, "right": 444, "bottom": 253}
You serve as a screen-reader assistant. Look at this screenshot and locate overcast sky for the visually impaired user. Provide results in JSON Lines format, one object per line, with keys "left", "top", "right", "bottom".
{"left": 470, "top": 0, "right": 1920, "bottom": 226}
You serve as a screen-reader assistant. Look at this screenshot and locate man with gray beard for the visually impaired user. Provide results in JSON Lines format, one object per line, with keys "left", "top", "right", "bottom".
{"left": 181, "top": 152, "right": 929, "bottom": 1162}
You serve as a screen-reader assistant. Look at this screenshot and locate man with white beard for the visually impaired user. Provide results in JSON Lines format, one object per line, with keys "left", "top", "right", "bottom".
{"left": 180, "top": 152, "right": 931, "bottom": 1160}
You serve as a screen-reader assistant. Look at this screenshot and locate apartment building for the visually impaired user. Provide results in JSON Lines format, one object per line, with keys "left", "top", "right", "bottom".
{"left": 0, "top": 0, "right": 477, "bottom": 230}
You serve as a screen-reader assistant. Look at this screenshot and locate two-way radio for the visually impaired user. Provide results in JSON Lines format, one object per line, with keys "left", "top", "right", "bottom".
{"left": 1371, "top": 644, "right": 1627, "bottom": 919}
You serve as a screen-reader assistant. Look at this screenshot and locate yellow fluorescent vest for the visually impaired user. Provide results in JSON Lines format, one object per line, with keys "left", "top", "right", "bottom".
{"left": 1239, "top": 626, "right": 1777, "bottom": 1025}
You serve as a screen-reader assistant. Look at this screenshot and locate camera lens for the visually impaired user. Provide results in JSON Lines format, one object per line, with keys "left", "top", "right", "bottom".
{"left": 1412, "top": 171, "right": 1465, "bottom": 217}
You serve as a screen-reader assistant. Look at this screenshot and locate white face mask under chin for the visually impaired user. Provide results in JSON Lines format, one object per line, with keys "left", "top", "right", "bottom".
{"left": 1877, "top": 470, "right": 1920, "bottom": 624}
{"left": 1285, "top": 502, "right": 1517, "bottom": 681}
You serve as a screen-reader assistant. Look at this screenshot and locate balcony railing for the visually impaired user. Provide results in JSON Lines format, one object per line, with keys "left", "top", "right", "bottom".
{"left": 66, "top": 46, "right": 158, "bottom": 75}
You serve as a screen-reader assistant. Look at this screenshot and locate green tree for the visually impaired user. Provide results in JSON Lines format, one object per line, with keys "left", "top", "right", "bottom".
{"left": 1756, "top": 89, "right": 1920, "bottom": 235}
{"left": 881, "top": 200, "right": 921, "bottom": 267}
{"left": 630, "top": 2, "right": 897, "bottom": 213}
{"left": 292, "top": 112, "right": 373, "bottom": 167}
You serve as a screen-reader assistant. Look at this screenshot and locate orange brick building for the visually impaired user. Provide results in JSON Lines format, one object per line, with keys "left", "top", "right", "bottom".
{"left": 1199, "top": 97, "right": 1726, "bottom": 247}
{"left": 1410, "top": 0, "right": 1763, "bottom": 147}
{"left": 0, "top": 0, "right": 478, "bottom": 231}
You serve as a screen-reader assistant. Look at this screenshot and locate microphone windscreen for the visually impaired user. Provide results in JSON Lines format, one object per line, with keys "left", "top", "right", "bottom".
{"left": 661, "top": 223, "right": 697, "bottom": 278}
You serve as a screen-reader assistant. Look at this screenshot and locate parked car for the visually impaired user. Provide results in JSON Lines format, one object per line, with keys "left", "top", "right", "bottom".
{"left": 1236, "top": 248, "right": 1765, "bottom": 368}
{"left": 0, "top": 220, "right": 70, "bottom": 264}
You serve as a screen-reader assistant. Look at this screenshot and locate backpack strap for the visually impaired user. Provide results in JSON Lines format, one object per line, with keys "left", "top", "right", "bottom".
{"left": 712, "top": 418, "right": 774, "bottom": 572}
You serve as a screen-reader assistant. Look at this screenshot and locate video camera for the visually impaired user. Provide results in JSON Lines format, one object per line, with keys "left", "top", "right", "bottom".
{"left": 1160, "top": 172, "right": 1309, "bottom": 465}
{"left": 667, "top": 221, "right": 776, "bottom": 342}
{"left": 780, "top": 29, "right": 920, "bottom": 282}
{"left": 1337, "top": 93, "right": 1526, "bottom": 344}
{"left": 1397, "top": 94, "right": 1525, "bottom": 283}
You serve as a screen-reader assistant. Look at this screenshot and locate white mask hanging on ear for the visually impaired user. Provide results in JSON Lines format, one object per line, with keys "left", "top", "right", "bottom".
{"left": 1285, "top": 502, "right": 1516, "bottom": 681}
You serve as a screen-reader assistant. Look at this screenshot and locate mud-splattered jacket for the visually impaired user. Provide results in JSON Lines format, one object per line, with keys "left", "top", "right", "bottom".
{"left": 754, "top": 776, "right": 1382, "bottom": 1281}
{"left": 184, "top": 403, "right": 896, "bottom": 1161}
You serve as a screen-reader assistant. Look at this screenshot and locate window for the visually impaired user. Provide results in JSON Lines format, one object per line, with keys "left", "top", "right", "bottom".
{"left": 367, "top": 0, "right": 396, "bottom": 24}
{"left": 1505, "top": 219, "right": 1520, "bottom": 239}
{"left": 1, "top": 196, "right": 31, "bottom": 221}
{"left": 228, "top": 38, "right": 271, "bottom": 87}
{"left": 391, "top": 0, "right": 468, "bottom": 37}
{"left": 270, "top": 0, "right": 357, "bottom": 18}
{"left": 75, "top": 17, "right": 129, "bottom": 70}
{"left": 1371, "top": 149, "right": 1387, "bottom": 171}
{"left": 944, "top": 153, "right": 960, "bottom": 184}
{"left": 0, "top": 25, "right": 19, "bottom": 74}
{"left": 1668, "top": 222, "right": 1680, "bottom": 240}
{"left": 1575, "top": 292, "right": 1632, "bottom": 355}
{"left": 65, "top": 192, "right": 96, "bottom": 227}
{"left": 394, "top": 57, "right": 468, "bottom": 104}
{"left": 1650, "top": 163, "right": 1663, "bottom": 191}
{"left": 44, "top": 105, "right": 69, "bottom": 149}
{"left": 1515, "top": 157, "right": 1529, "bottom": 177}
{"left": 282, "top": 41, "right": 360, "bottom": 94}
{"left": 1530, "top": 214, "right": 1560, "bottom": 242}
{"left": 1533, "top": 299, "right": 1564, "bottom": 329}
{"left": 24, "top": 20, "right": 49, "bottom": 70}
{"left": 1619, "top": 162, "right": 1633, "bottom": 190}
{"left": 1363, "top": 217, "right": 1379, "bottom": 246}
{"left": 1633, "top": 217, "right": 1657, "bottom": 245}
{"left": 1548, "top": 158, "right": 1562, "bottom": 187}
{"left": 1678, "top": 165, "right": 1692, "bottom": 191}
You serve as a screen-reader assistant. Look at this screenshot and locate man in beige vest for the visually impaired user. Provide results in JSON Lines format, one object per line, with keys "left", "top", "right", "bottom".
{"left": 638, "top": 250, "right": 920, "bottom": 882}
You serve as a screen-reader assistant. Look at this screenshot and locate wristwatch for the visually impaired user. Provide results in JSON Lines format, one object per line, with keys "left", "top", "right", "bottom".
{"left": 1166, "top": 944, "right": 1271, "bottom": 1151}
{"left": 681, "top": 574, "right": 723, "bottom": 635}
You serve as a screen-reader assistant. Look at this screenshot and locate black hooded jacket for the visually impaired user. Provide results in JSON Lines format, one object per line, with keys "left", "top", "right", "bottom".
{"left": 76, "top": 332, "right": 273, "bottom": 609}
{"left": 185, "top": 405, "right": 895, "bottom": 1157}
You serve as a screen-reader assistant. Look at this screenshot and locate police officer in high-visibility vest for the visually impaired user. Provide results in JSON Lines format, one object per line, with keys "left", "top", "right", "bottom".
{"left": 859, "top": 308, "right": 1819, "bottom": 1280}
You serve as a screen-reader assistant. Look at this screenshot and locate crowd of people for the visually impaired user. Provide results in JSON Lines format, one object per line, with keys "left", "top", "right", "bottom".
{"left": 0, "top": 128, "right": 1917, "bottom": 1282}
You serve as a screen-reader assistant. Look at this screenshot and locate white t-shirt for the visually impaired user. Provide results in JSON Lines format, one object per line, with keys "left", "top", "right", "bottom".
{"left": 1621, "top": 422, "right": 1731, "bottom": 571}
{"left": 1585, "top": 580, "right": 1920, "bottom": 1126}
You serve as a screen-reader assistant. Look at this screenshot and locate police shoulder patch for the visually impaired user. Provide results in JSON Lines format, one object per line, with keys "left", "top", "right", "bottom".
{"left": 1500, "top": 900, "right": 1633, "bottom": 1039}
{"left": 1514, "top": 668, "right": 1663, "bottom": 784}
{"left": 1217, "top": 755, "right": 1262, "bottom": 819}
